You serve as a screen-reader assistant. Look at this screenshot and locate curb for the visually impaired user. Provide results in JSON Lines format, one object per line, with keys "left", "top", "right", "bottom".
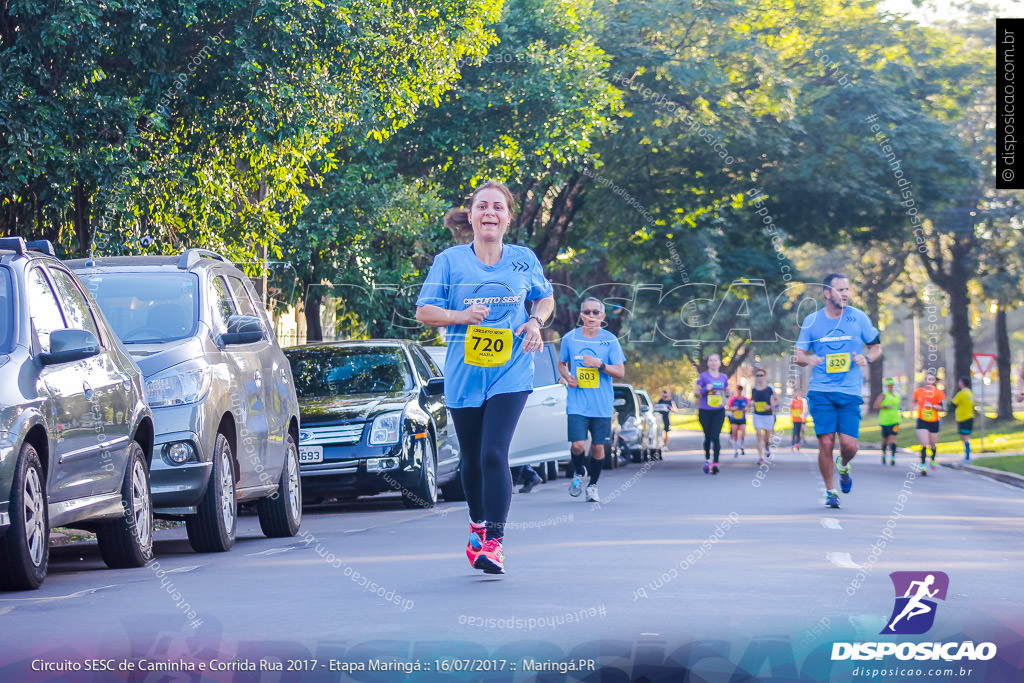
{"left": 945, "top": 462, "right": 1024, "bottom": 489}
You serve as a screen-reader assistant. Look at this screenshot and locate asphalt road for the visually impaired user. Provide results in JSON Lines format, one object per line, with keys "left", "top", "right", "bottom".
{"left": 2, "top": 430, "right": 1022, "bottom": 682}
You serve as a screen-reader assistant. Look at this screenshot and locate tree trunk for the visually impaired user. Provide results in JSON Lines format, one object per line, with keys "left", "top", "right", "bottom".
{"left": 947, "top": 282, "right": 973, "bottom": 388}
{"left": 866, "top": 297, "right": 883, "bottom": 411}
{"left": 904, "top": 312, "right": 918, "bottom": 400}
{"left": 995, "top": 305, "right": 1014, "bottom": 420}
{"left": 304, "top": 286, "right": 323, "bottom": 342}
{"left": 72, "top": 184, "right": 91, "bottom": 257}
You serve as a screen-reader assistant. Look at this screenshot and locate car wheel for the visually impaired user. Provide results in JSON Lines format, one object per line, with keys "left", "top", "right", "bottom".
{"left": 0, "top": 443, "right": 49, "bottom": 590}
{"left": 257, "top": 432, "right": 302, "bottom": 537}
{"left": 97, "top": 441, "right": 154, "bottom": 568}
{"left": 402, "top": 438, "right": 437, "bottom": 509}
{"left": 186, "top": 433, "right": 236, "bottom": 552}
{"left": 440, "top": 464, "right": 467, "bottom": 501}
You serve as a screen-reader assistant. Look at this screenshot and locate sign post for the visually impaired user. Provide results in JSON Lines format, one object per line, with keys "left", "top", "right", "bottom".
{"left": 972, "top": 353, "right": 997, "bottom": 452}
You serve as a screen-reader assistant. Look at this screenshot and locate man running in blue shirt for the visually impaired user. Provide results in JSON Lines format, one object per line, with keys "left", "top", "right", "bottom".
{"left": 795, "top": 274, "right": 882, "bottom": 509}
{"left": 559, "top": 297, "right": 626, "bottom": 503}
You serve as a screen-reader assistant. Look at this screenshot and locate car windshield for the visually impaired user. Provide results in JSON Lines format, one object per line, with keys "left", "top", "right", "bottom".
{"left": 79, "top": 271, "right": 199, "bottom": 343}
{"left": 0, "top": 267, "right": 13, "bottom": 352}
{"left": 287, "top": 346, "right": 412, "bottom": 397}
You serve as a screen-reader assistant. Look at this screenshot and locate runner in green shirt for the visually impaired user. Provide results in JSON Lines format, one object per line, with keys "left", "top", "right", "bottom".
{"left": 951, "top": 376, "right": 975, "bottom": 462}
{"left": 872, "top": 378, "right": 902, "bottom": 466}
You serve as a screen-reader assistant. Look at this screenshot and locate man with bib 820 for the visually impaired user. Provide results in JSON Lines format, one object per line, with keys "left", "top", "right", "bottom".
{"left": 558, "top": 297, "right": 626, "bottom": 503}
{"left": 795, "top": 273, "right": 882, "bottom": 509}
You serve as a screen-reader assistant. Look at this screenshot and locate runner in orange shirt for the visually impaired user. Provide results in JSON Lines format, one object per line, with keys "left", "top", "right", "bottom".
{"left": 912, "top": 372, "right": 945, "bottom": 475}
{"left": 790, "top": 390, "right": 809, "bottom": 451}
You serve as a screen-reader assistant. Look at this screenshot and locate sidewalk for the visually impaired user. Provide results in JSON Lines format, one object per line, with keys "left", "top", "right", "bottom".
{"left": 945, "top": 459, "right": 1024, "bottom": 489}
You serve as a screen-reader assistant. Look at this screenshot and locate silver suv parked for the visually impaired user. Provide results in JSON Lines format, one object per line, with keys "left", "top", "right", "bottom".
{"left": 1, "top": 238, "right": 155, "bottom": 590}
{"left": 69, "top": 249, "right": 301, "bottom": 552}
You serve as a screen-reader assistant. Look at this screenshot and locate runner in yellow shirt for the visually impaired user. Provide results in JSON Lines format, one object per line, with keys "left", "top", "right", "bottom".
{"left": 951, "top": 376, "right": 975, "bottom": 462}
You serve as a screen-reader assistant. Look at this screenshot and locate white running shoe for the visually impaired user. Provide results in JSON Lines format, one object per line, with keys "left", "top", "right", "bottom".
{"left": 585, "top": 484, "right": 600, "bottom": 502}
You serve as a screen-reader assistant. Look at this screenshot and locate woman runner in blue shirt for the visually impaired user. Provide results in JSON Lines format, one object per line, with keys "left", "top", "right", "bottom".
{"left": 416, "top": 181, "right": 555, "bottom": 575}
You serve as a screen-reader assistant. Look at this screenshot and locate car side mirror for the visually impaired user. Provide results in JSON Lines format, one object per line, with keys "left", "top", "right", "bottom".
{"left": 641, "top": 405, "right": 651, "bottom": 412}
{"left": 614, "top": 398, "right": 626, "bottom": 407}
{"left": 39, "top": 329, "right": 100, "bottom": 365}
{"left": 424, "top": 377, "right": 445, "bottom": 397}
{"left": 222, "top": 315, "right": 263, "bottom": 345}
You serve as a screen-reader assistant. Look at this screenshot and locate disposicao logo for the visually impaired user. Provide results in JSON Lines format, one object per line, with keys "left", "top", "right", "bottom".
{"left": 881, "top": 570, "right": 948, "bottom": 635}
{"left": 831, "top": 571, "right": 997, "bottom": 662}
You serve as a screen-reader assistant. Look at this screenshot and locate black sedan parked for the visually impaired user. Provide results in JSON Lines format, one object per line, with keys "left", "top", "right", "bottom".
{"left": 283, "top": 340, "right": 459, "bottom": 508}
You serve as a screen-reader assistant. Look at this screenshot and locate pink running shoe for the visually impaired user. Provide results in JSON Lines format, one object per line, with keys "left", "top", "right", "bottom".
{"left": 475, "top": 538, "right": 505, "bottom": 574}
{"left": 466, "top": 523, "right": 485, "bottom": 568}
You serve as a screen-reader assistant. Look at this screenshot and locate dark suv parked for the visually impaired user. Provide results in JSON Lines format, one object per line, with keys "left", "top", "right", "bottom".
{"left": 69, "top": 250, "right": 301, "bottom": 552}
{"left": 0, "top": 238, "right": 155, "bottom": 590}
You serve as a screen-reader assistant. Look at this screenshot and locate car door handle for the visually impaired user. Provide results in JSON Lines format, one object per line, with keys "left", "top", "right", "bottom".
{"left": 82, "top": 381, "right": 93, "bottom": 399}
{"left": 253, "top": 370, "right": 263, "bottom": 390}
{"left": 542, "top": 397, "right": 557, "bottom": 407}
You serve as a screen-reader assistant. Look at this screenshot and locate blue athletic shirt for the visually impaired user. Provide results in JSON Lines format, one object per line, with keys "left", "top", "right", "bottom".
{"left": 416, "top": 242, "right": 553, "bottom": 409}
{"left": 559, "top": 327, "right": 627, "bottom": 418}
{"left": 795, "top": 305, "right": 880, "bottom": 397}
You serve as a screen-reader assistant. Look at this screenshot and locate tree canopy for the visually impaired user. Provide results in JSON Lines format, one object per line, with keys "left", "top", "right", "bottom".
{"left": 1, "top": 0, "right": 1008, "bottom": 388}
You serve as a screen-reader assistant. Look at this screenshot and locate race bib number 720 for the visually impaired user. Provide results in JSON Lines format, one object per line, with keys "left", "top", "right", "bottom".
{"left": 465, "top": 326, "right": 512, "bottom": 367}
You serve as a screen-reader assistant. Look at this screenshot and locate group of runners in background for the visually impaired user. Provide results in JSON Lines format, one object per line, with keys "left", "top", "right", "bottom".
{"left": 414, "top": 179, "right": 996, "bottom": 575}
{"left": 689, "top": 361, "right": 979, "bottom": 479}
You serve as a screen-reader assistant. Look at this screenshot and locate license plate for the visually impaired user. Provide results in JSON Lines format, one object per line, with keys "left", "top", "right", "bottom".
{"left": 298, "top": 446, "right": 323, "bottom": 464}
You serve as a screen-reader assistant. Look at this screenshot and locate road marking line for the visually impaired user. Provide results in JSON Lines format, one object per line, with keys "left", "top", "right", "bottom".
{"left": 163, "top": 564, "right": 202, "bottom": 572}
{"left": 0, "top": 584, "right": 118, "bottom": 603}
{"left": 821, "top": 518, "right": 843, "bottom": 530}
{"left": 246, "top": 547, "right": 293, "bottom": 556}
{"left": 826, "top": 552, "right": 862, "bottom": 569}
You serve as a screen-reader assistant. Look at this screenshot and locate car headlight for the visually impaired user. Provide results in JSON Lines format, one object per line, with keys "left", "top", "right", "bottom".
{"left": 368, "top": 412, "right": 402, "bottom": 446}
{"left": 145, "top": 362, "right": 213, "bottom": 408}
{"left": 621, "top": 416, "right": 638, "bottom": 432}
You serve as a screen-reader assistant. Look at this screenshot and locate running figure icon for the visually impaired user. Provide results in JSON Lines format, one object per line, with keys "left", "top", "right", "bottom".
{"left": 881, "top": 570, "right": 949, "bottom": 635}
{"left": 887, "top": 575, "right": 939, "bottom": 631}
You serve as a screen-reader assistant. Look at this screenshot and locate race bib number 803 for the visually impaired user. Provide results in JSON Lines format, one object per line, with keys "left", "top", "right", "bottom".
{"left": 576, "top": 366, "right": 599, "bottom": 388}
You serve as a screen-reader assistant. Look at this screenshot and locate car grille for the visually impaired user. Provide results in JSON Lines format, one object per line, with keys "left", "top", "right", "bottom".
{"left": 301, "top": 459, "right": 360, "bottom": 475}
{"left": 299, "top": 424, "right": 364, "bottom": 446}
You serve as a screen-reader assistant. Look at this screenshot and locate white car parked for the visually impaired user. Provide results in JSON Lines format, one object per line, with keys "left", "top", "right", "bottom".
{"left": 424, "top": 344, "right": 569, "bottom": 489}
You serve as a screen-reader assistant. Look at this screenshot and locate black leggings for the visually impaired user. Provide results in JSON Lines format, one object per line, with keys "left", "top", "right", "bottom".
{"left": 449, "top": 391, "right": 529, "bottom": 539}
{"left": 698, "top": 409, "right": 726, "bottom": 461}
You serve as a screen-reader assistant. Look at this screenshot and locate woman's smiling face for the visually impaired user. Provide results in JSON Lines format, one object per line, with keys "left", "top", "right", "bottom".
{"left": 469, "top": 188, "right": 510, "bottom": 243}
